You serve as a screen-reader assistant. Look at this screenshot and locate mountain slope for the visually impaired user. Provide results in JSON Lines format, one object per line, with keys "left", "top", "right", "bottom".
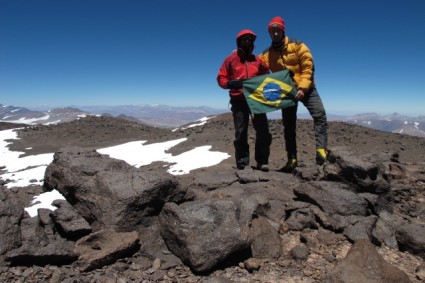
{"left": 1, "top": 114, "right": 424, "bottom": 282}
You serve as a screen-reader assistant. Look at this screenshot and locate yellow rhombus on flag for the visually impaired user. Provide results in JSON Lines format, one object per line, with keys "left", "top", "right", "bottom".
{"left": 243, "top": 70, "right": 296, "bottom": 114}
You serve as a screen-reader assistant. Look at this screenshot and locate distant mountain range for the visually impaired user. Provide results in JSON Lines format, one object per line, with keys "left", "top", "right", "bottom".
{"left": 1, "top": 103, "right": 424, "bottom": 137}
{"left": 336, "top": 112, "right": 425, "bottom": 138}
{"left": 266, "top": 111, "right": 425, "bottom": 138}
{"left": 0, "top": 103, "right": 226, "bottom": 128}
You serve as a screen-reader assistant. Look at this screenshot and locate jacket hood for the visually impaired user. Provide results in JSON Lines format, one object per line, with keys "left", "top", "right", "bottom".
{"left": 236, "top": 29, "right": 257, "bottom": 42}
{"left": 236, "top": 29, "right": 256, "bottom": 54}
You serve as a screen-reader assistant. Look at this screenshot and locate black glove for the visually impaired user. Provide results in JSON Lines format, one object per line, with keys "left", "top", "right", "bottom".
{"left": 227, "top": 79, "right": 244, "bottom": 89}
{"left": 288, "top": 69, "right": 295, "bottom": 79}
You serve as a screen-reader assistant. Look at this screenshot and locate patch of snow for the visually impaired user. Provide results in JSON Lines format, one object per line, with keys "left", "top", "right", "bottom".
{"left": 24, "top": 190, "right": 66, "bottom": 217}
{"left": 1, "top": 128, "right": 230, "bottom": 217}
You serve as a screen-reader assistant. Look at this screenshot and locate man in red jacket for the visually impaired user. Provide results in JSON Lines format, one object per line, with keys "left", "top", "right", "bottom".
{"left": 217, "top": 30, "right": 271, "bottom": 171}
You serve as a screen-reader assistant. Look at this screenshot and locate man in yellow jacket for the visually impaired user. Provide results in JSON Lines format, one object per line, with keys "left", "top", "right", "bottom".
{"left": 259, "top": 16, "right": 328, "bottom": 172}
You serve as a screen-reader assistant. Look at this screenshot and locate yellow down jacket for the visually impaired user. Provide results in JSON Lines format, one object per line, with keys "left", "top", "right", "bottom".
{"left": 259, "top": 36, "right": 315, "bottom": 91}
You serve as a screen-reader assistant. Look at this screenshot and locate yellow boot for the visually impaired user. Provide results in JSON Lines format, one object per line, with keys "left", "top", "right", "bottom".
{"left": 316, "top": 148, "right": 327, "bottom": 165}
{"left": 280, "top": 158, "right": 297, "bottom": 173}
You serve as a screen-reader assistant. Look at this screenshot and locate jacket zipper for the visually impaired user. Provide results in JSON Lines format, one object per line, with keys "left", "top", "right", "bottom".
{"left": 244, "top": 61, "right": 249, "bottom": 79}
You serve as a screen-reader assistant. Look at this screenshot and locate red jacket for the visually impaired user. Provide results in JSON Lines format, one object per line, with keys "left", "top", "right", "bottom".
{"left": 217, "top": 50, "right": 269, "bottom": 98}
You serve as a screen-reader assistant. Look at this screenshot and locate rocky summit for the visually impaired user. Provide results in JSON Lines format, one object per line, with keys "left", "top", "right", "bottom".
{"left": 0, "top": 114, "right": 424, "bottom": 282}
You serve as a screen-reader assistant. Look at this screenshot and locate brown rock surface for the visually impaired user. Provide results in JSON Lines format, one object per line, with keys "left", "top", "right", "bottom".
{"left": 1, "top": 114, "right": 424, "bottom": 282}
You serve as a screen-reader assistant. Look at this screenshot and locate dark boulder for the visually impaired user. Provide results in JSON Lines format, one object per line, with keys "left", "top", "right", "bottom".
{"left": 0, "top": 190, "right": 24, "bottom": 255}
{"left": 159, "top": 199, "right": 250, "bottom": 273}
{"left": 43, "top": 147, "right": 187, "bottom": 231}
{"left": 321, "top": 239, "right": 411, "bottom": 283}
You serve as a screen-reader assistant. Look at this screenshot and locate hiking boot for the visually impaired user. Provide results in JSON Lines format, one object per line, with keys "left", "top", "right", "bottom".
{"left": 237, "top": 159, "right": 249, "bottom": 170}
{"left": 256, "top": 163, "right": 269, "bottom": 172}
{"left": 236, "top": 162, "right": 245, "bottom": 170}
{"left": 240, "top": 157, "right": 250, "bottom": 166}
{"left": 279, "top": 159, "right": 297, "bottom": 173}
{"left": 316, "top": 148, "right": 327, "bottom": 165}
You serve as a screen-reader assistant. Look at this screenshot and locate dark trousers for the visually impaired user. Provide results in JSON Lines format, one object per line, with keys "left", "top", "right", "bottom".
{"left": 281, "top": 87, "right": 327, "bottom": 159}
{"left": 231, "top": 98, "right": 271, "bottom": 166}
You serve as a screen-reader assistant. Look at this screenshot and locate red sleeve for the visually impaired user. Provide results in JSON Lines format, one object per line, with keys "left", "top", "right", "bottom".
{"left": 217, "top": 57, "right": 231, "bottom": 89}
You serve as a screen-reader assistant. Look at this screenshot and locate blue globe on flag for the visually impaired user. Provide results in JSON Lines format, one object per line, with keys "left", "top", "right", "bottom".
{"left": 263, "top": 83, "right": 281, "bottom": 102}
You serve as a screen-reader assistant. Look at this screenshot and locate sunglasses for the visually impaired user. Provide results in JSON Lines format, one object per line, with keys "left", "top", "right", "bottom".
{"left": 239, "top": 36, "right": 254, "bottom": 42}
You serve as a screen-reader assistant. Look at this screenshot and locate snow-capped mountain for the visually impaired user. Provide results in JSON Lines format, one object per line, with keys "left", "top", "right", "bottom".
{"left": 0, "top": 104, "right": 91, "bottom": 125}
{"left": 344, "top": 113, "right": 425, "bottom": 138}
{"left": 75, "top": 104, "right": 226, "bottom": 128}
{"left": 0, "top": 103, "right": 226, "bottom": 128}
{"left": 1, "top": 103, "right": 424, "bottom": 137}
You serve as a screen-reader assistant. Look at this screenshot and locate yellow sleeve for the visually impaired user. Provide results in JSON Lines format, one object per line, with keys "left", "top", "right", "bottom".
{"left": 258, "top": 52, "right": 269, "bottom": 68}
{"left": 297, "top": 43, "right": 314, "bottom": 91}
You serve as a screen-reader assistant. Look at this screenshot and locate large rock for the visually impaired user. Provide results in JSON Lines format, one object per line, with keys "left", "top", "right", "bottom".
{"left": 395, "top": 222, "right": 425, "bottom": 259}
{"left": 294, "top": 181, "right": 369, "bottom": 216}
{"left": 187, "top": 170, "right": 238, "bottom": 191}
{"left": 343, "top": 215, "right": 377, "bottom": 242}
{"left": 250, "top": 216, "right": 282, "bottom": 260}
{"left": 159, "top": 199, "right": 250, "bottom": 273}
{"left": 319, "top": 213, "right": 366, "bottom": 233}
{"left": 5, "top": 209, "right": 77, "bottom": 266}
{"left": 0, "top": 190, "right": 24, "bottom": 255}
{"left": 137, "top": 222, "right": 183, "bottom": 267}
{"left": 50, "top": 199, "right": 92, "bottom": 241}
{"left": 371, "top": 211, "right": 403, "bottom": 249}
{"left": 285, "top": 208, "right": 318, "bottom": 231}
{"left": 43, "top": 148, "right": 186, "bottom": 231}
{"left": 326, "top": 147, "right": 390, "bottom": 194}
{"left": 75, "top": 229, "right": 140, "bottom": 272}
{"left": 321, "top": 239, "right": 411, "bottom": 283}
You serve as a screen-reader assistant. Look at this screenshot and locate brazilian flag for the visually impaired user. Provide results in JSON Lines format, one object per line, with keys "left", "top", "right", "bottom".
{"left": 243, "top": 70, "right": 296, "bottom": 114}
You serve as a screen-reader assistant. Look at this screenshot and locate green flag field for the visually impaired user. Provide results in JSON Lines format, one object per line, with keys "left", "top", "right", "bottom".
{"left": 243, "top": 70, "right": 296, "bottom": 114}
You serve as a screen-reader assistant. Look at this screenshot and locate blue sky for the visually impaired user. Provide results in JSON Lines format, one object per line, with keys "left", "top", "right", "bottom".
{"left": 1, "top": 0, "right": 424, "bottom": 116}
